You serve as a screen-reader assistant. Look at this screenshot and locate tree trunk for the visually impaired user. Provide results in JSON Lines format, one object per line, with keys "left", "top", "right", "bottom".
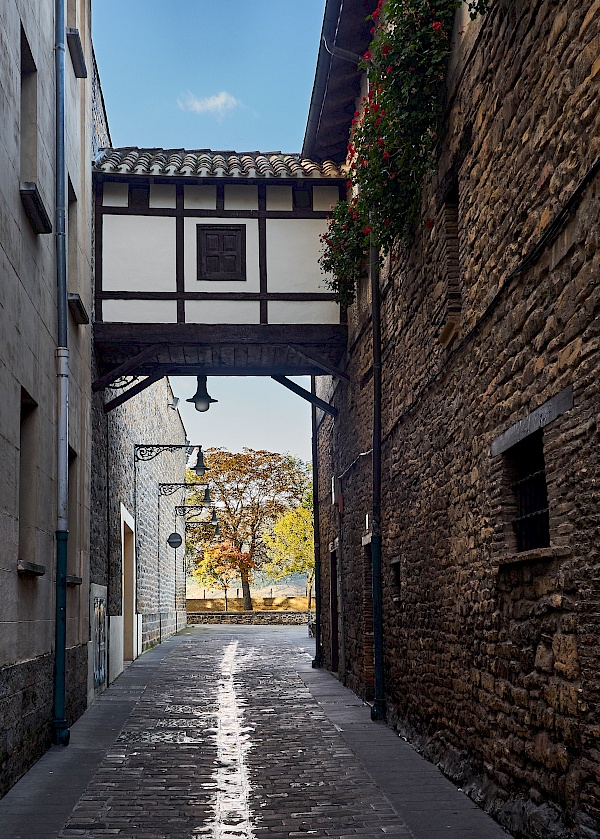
{"left": 307, "top": 570, "right": 314, "bottom": 612}
{"left": 224, "top": 587, "right": 228, "bottom": 612}
{"left": 240, "top": 571, "right": 253, "bottom": 611}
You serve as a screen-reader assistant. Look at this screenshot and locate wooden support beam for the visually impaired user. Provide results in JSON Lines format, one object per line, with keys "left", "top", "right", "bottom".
{"left": 92, "top": 343, "right": 165, "bottom": 391}
{"left": 288, "top": 344, "right": 349, "bottom": 381}
{"left": 271, "top": 375, "right": 338, "bottom": 417}
{"left": 103, "top": 373, "right": 164, "bottom": 413}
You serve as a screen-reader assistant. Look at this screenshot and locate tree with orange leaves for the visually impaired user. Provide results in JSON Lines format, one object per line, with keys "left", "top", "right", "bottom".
{"left": 192, "top": 540, "right": 253, "bottom": 612}
{"left": 187, "top": 448, "right": 309, "bottom": 610}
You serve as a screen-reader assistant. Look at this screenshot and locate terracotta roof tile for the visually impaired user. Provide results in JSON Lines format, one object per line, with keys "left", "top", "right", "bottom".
{"left": 93, "top": 147, "right": 343, "bottom": 179}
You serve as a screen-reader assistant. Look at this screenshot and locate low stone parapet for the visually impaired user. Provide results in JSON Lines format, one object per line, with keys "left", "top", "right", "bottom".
{"left": 187, "top": 610, "right": 310, "bottom": 626}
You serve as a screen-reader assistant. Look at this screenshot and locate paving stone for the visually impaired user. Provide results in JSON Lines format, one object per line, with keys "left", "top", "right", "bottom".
{"left": 0, "top": 626, "right": 512, "bottom": 838}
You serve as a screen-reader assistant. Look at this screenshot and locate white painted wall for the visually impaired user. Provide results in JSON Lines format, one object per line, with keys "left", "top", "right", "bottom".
{"left": 103, "top": 182, "right": 128, "bottom": 206}
{"left": 312, "top": 186, "right": 340, "bottom": 211}
{"left": 266, "top": 186, "right": 293, "bottom": 211}
{"left": 103, "top": 299, "right": 177, "bottom": 323}
{"left": 268, "top": 300, "right": 340, "bottom": 324}
{"left": 184, "top": 185, "right": 216, "bottom": 209}
{"left": 149, "top": 184, "right": 176, "bottom": 208}
{"left": 185, "top": 300, "right": 260, "bottom": 324}
{"left": 103, "top": 215, "right": 176, "bottom": 291}
{"left": 266, "top": 218, "right": 333, "bottom": 292}
{"left": 184, "top": 218, "right": 260, "bottom": 292}
{"left": 224, "top": 185, "right": 258, "bottom": 209}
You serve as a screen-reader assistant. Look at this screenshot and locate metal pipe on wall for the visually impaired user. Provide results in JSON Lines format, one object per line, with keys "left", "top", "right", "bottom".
{"left": 52, "top": 0, "right": 71, "bottom": 746}
{"left": 311, "top": 376, "right": 322, "bottom": 668}
{"left": 370, "top": 232, "right": 386, "bottom": 721}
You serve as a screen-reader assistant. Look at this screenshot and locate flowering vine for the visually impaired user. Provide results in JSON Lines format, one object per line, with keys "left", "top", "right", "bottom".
{"left": 319, "top": 0, "right": 488, "bottom": 303}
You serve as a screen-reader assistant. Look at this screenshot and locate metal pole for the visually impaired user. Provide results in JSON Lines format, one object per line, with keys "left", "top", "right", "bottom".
{"left": 370, "top": 232, "right": 386, "bottom": 721}
{"left": 311, "top": 377, "right": 322, "bottom": 667}
{"left": 52, "top": 0, "right": 70, "bottom": 746}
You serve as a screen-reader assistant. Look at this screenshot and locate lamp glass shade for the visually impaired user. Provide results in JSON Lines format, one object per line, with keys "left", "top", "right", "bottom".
{"left": 186, "top": 376, "right": 217, "bottom": 413}
{"left": 192, "top": 448, "right": 207, "bottom": 478}
{"left": 210, "top": 508, "right": 218, "bottom": 524}
{"left": 202, "top": 486, "right": 212, "bottom": 504}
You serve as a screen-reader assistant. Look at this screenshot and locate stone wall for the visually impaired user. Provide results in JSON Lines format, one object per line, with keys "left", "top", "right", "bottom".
{"left": 90, "top": 376, "right": 188, "bottom": 670}
{"left": 316, "top": 1, "right": 600, "bottom": 837}
{"left": 188, "top": 611, "right": 311, "bottom": 626}
{"left": 0, "top": 0, "right": 98, "bottom": 795}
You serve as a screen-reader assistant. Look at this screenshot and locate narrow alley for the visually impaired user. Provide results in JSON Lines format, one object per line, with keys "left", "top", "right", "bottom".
{"left": 0, "top": 626, "right": 509, "bottom": 839}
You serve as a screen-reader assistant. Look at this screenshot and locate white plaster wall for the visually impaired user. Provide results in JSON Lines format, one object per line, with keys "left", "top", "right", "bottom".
{"left": 103, "top": 299, "right": 177, "bottom": 323}
{"left": 149, "top": 184, "right": 176, "bottom": 208}
{"left": 266, "top": 218, "right": 332, "bottom": 292}
{"left": 268, "top": 300, "right": 340, "bottom": 325}
{"left": 185, "top": 300, "right": 260, "bottom": 324}
{"left": 266, "top": 186, "right": 293, "bottom": 211}
{"left": 103, "top": 182, "right": 128, "bottom": 207}
{"left": 184, "top": 185, "right": 216, "bottom": 209}
{"left": 312, "top": 186, "right": 340, "bottom": 211}
{"left": 224, "top": 185, "right": 258, "bottom": 209}
{"left": 103, "top": 215, "right": 176, "bottom": 291}
{"left": 184, "top": 218, "right": 260, "bottom": 292}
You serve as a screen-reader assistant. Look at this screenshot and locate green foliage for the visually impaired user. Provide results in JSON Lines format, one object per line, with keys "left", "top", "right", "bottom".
{"left": 319, "top": 0, "right": 489, "bottom": 303}
{"left": 263, "top": 506, "right": 314, "bottom": 582}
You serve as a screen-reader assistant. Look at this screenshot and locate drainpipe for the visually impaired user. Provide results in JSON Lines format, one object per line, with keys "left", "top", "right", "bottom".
{"left": 52, "top": 0, "right": 70, "bottom": 746}
{"left": 370, "top": 232, "right": 386, "bottom": 721}
{"left": 311, "top": 377, "right": 322, "bottom": 668}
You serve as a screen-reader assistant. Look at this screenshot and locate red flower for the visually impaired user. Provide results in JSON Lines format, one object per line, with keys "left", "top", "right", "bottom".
{"left": 384, "top": 218, "right": 390, "bottom": 227}
{"left": 364, "top": 49, "right": 372, "bottom": 60}
{"left": 346, "top": 180, "right": 353, "bottom": 188}
{"left": 383, "top": 151, "right": 389, "bottom": 160}
{"left": 432, "top": 21, "right": 442, "bottom": 31}
{"left": 378, "top": 137, "right": 385, "bottom": 146}
{"left": 375, "top": 117, "right": 382, "bottom": 127}
{"left": 364, "top": 226, "right": 371, "bottom": 234}
{"left": 352, "top": 213, "right": 359, "bottom": 219}
{"left": 382, "top": 44, "right": 392, "bottom": 56}
{"left": 386, "top": 65, "right": 393, "bottom": 74}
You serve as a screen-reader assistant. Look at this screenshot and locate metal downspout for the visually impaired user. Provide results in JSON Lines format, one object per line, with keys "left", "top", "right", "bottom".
{"left": 52, "top": 0, "right": 70, "bottom": 746}
{"left": 311, "top": 377, "right": 322, "bottom": 668}
{"left": 370, "top": 234, "right": 386, "bottom": 720}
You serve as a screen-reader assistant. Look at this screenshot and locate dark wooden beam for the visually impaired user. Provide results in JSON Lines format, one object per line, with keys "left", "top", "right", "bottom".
{"left": 271, "top": 375, "right": 337, "bottom": 417}
{"left": 94, "top": 322, "right": 347, "bottom": 348}
{"left": 92, "top": 343, "right": 166, "bottom": 391}
{"left": 288, "top": 343, "right": 349, "bottom": 381}
{"left": 103, "top": 372, "right": 164, "bottom": 413}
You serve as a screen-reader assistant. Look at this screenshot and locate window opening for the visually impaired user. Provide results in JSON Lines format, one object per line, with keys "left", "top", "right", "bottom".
{"left": 18, "top": 390, "right": 38, "bottom": 563}
{"left": 197, "top": 225, "right": 246, "bottom": 281}
{"left": 506, "top": 430, "right": 550, "bottom": 551}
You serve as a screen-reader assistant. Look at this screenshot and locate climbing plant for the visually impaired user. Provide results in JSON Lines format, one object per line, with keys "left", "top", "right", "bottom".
{"left": 319, "top": 0, "right": 488, "bottom": 303}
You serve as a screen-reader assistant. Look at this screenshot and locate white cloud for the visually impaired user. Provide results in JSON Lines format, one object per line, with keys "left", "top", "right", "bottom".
{"left": 177, "top": 90, "right": 242, "bottom": 120}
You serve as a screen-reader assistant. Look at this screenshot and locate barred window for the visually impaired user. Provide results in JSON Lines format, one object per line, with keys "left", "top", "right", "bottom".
{"left": 505, "top": 430, "right": 550, "bottom": 552}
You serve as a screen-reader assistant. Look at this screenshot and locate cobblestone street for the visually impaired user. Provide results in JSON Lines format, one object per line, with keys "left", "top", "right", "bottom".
{"left": 0, "top": 626, "right": 509, "bottom": 839}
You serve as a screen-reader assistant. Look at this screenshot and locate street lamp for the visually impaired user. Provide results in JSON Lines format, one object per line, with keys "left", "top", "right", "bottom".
{"left": 186, "top": 376, "right": 218, "bottom": 413}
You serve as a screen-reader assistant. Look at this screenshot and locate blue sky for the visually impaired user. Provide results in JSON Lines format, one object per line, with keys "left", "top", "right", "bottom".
{"left": 92, "top": 0, "right": 326, "bottom": 153}
{"left": 92, "top": 1, "right": 327, "bottom": 461}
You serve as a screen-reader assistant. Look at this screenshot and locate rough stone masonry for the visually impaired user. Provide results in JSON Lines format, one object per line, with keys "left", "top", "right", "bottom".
{"left": 315, "top": 1, "right": 600, "bottom": 838}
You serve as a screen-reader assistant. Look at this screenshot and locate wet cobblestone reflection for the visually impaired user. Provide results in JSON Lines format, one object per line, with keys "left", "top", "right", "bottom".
{"left": 60, "top": 627, "right": 411, "bottom": 838}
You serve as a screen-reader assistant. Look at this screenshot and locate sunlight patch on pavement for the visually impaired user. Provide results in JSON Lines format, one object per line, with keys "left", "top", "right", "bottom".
{"left": 195, "top": 641, "right": 256, "bottom": 839}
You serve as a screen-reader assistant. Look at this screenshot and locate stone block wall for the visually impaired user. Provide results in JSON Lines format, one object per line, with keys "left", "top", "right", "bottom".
{"left": 90, "top": 376, "right": 188, "bottom": 664}
{"left": 316, "top": 1, "right": 600, "bottom": 836}
{"left": 0, "top": 0, "right": 100, "bottom": 796}
{"left": 187, "top": 611, "right": 310, "bottom": 626}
